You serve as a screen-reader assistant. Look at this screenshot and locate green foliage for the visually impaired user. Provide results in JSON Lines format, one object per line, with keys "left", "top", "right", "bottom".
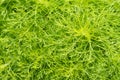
{"left": 0, "top": 0, "right": 120, "bottom": 80}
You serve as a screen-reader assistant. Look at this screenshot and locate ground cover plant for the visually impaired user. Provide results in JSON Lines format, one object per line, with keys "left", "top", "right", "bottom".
{"left": 0, "top": 0, "right": 120, "bottom": 80}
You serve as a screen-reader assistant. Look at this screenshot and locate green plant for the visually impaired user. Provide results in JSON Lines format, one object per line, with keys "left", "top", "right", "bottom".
{"left": 0, "top": 0, "right": 120, "bottom": 80}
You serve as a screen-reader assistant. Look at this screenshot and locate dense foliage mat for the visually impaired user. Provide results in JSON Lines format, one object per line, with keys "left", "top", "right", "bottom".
{"left": 0, "top": 0, "right": 120, "bottom": 80}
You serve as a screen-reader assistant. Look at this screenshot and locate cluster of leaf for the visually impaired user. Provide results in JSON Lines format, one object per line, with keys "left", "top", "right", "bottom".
{"left": 0, "top": 0, "right": 120, "bottom": 80}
